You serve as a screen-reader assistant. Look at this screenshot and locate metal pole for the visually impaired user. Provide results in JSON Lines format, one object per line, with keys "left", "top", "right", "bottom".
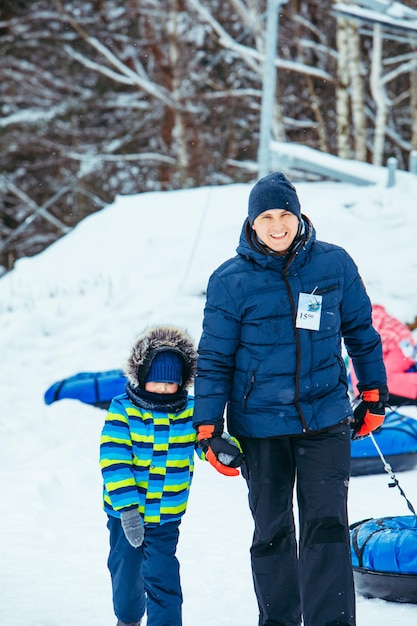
{"left": 386, "top": 156, "right": 397, "bottom": 188}
{"left": 409, "top": 150, "right": 417, "bottom": 175}
{"left": 257, "top": 0, "right": 286, "bottom": 179}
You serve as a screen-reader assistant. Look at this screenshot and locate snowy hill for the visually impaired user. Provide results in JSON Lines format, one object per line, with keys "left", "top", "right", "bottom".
{"left": 1, "top": 173, "right": 417, "bottom": 625}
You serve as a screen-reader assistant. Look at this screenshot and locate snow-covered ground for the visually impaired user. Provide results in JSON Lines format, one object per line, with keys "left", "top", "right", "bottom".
{"left": 1, "top": 170, "right": 417, "bottom": 625}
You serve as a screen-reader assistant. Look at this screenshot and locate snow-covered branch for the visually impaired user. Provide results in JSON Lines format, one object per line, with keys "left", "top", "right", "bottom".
{"left": 66, "top": 152, "right": 176, "bottom": 164}
{"left": 51, "top": 0, "right": 176, "bottom": 108}
{"left": 186, "top": 0, "right": 333, "bottom": 82}
{"left": 382, "top": 58, "right": 417, "bottom": 85}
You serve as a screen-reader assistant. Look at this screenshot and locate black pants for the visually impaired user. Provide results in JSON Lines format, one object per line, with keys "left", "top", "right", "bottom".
{"left": 240, "top": 425, "right": 355, "bottom": 626}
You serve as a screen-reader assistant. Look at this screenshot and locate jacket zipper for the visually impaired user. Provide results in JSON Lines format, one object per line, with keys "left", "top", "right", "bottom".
{"left": 282, "top": 269, "right": 309, "bottom": 432}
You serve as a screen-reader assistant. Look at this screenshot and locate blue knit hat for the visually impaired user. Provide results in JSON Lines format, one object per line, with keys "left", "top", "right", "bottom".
{"left": 145, "top": 350, "right": 184, "bottom": 385}
{"left": 248, "top": 172, "right": 301, "bottom": 225}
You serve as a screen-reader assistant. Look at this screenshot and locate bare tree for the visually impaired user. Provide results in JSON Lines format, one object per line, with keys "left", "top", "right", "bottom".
{"left": 1, "top": 0, "right": 416, "bottom": 271}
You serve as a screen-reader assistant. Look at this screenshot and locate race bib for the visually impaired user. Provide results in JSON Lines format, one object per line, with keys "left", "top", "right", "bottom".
{"left": 296, "top": 291, "right": 322, "bottom": 331}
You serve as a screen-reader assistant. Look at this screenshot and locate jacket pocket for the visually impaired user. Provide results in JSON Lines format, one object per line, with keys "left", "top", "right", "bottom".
{"left": 314, "top": 283, "right": 338, "bottom": 296}
{"left": 244, "top": 370, "right": 256, "bottom": 410}
{"left": 336, "top": 354, "right": 349, "bottom": 394}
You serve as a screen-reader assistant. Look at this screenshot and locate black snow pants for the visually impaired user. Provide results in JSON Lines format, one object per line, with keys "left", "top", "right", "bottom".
{"left": 240, "top": 424, "right": 355, "bottom": 626}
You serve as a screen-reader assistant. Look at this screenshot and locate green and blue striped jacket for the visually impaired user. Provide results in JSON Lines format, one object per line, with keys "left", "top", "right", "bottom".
{"left": 100, "top": 393, "right": 198, "bottom": 525}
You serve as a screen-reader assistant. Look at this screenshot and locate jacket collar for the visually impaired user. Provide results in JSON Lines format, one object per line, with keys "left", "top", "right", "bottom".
{"left": 125, "top": 383, "right": 188, "bottom": 413}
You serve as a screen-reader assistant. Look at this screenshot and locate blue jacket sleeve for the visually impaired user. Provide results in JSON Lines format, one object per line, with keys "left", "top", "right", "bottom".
{"left": 193, "top": 272, "right": 241, "bottom": 428}
{"left": 340, "top": 255, "right": 387, "bottom": 391}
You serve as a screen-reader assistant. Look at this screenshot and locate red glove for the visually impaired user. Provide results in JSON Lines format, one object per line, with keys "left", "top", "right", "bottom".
{"left": 351, "top": 386, "right": 388, "bottom": 440}
{"left": 197, "top": 424, "right": 243, "bottom": 477}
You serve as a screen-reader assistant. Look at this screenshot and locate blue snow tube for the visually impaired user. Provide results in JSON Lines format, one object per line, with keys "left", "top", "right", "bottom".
{"left": 350, "top": 515, "right": 417, "bottom": 603}
{"left": 351, "top": 410, "right": 417, "bottom": 476}
{"left": 44, "top": 369, "right": 126, "bottom": 409}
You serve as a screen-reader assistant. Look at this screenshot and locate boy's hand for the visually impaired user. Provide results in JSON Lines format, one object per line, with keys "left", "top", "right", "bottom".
{"left": 351, "top": 386, "right": 389, "bottom": 440}
{"left": 121, "top": 509, "right": 145, "bottom": 547}
{"left": 197, "top": 424, "right": 243, "bottom": 476}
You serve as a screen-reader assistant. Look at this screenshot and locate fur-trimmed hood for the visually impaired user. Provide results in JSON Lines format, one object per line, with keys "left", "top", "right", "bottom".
{"left": 124, "top": 324, "right": 197, "bottom": 389}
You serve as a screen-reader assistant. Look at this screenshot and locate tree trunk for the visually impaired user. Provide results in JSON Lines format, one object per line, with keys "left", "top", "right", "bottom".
{"left": 370, "top": 24, "right": 386, "bottom": 167}
{"left": 168, "top": 1, "right": 190, "bottom": 186}
{"left": 347, "top": 21, "right": 366, "bottom": 162}
{"left": 335, "top": 16, "right": 351, "bottom": 159}
{"left": 411, "top": 63, "right": 417, "bottom": 150}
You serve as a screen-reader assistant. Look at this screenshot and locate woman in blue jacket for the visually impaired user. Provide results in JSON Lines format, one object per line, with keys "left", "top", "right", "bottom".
{"left": 193, "top": 172, "right": 388, "bottom": 626}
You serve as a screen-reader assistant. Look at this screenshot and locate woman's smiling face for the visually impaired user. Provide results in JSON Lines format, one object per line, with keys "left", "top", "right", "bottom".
{"left": 252, "top": 208, "right": 299, "bottom": 254}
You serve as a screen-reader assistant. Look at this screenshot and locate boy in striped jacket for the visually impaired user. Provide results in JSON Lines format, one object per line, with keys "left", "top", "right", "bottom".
{"left": 100, "top": 325, "right": 199, "bottom": 626}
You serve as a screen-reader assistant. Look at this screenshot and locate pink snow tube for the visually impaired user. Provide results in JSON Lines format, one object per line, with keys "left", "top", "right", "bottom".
{"left": 350, "top": 304, "right": 417, "bottom": 402}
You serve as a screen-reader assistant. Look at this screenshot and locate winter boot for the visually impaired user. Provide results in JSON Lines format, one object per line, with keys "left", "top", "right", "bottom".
{"left": 116, "top": 620, "right": 142, "bottom": 626}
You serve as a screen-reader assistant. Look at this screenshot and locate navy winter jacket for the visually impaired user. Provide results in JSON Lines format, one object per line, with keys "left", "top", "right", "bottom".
{"left": 194, "top": 216, "right": 387, "bottom": 438}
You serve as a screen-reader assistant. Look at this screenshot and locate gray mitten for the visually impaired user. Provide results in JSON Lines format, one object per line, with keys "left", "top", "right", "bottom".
{"left": 120, "top": 509, "right": 145, "bottom": 548}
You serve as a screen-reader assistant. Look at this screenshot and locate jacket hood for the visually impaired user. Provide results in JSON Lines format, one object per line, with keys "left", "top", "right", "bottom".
{"left": 236, "top": 214, "right": 315, "bottom": 269}
{"left": 124, "top": 324, "right": 197, "bottom": 389}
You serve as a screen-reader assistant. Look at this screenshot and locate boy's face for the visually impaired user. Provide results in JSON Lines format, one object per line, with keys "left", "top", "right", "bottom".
{"left": 145, "top": 381, "right": 179, "bottom": 394}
